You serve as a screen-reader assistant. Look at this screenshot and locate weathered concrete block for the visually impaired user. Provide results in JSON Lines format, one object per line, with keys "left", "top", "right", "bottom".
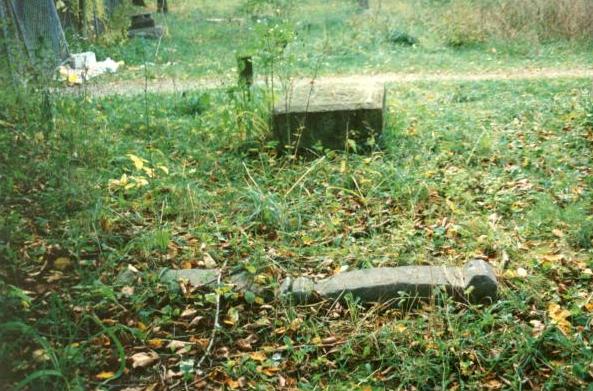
{"left": 281, "top": 259, "right": 497, "bottom": 305}
{"left": 273, "top": 82, "right": 385, "bottom": 153}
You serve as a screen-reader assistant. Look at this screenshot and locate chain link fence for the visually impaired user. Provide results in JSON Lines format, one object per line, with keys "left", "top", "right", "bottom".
{"left": 1, "top": 0, "right": 69, "bottom": 66}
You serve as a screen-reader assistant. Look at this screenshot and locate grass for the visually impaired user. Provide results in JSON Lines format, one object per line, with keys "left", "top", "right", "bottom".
{"left": 2, "top": 0, "right": 593, "bottom": 389}
{"left": 1, "top": 73, "right": 593, "bottom": 388}
{"left": 68, "top": 0, "right": 593, "bottom": 83}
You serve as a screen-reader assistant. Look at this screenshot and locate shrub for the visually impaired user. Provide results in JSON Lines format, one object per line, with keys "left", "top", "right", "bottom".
{"left": 387, "top": 30, "right": 418, "bottom": 46}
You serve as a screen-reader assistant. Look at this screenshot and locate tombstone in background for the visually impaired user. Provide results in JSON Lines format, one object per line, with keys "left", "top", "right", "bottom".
{"left": 128, "top": 13, "right": 164, "bottom": 39}
{"left": 130, "top": 13, "right": 155, "bottom": 29}
{"left": 272, "top": 82, "right": 386, "bottom": 154}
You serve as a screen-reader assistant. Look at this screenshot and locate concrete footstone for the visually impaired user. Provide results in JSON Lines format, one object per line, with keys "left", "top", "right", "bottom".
{"left": 273, "top": 82, "right": 386, "bottom": 153}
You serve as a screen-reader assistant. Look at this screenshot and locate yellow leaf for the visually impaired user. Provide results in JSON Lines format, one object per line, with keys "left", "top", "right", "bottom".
{"left": 547, "top": 303, "right": 571, "bottom": 335}
{"left": 134, "top": 177, "right": 149, "bottom": 187}
{"left": 95, "top": 371, "right": 115, "bottom": 380}
{"left": 54, "top": 257, "right": 71, "bottom": 271}
{"left": 142, "top": 166, "right": 155, "bottom": 177}
{"left": 128, "top": 153, "right": 145, "bottom": 170}
{"left": 249, "top": 351, "right": 267, "bottom": 362}
{"left": 127, "top": 154, "right": 145, "bottom": 170}
{"left": 584, "top": 302, "right": 593, "bottom": 313}
{"left": 157, "top": 165, "right": 169, "bottom": 174}
{"left": 261, "top": 366, "right": 280, "bottom": 376}
{"left": 147, "top": 338, "right": 164, "bottom": 349}
{"left": 225, "top": 378, "right": 241, "bottom": 389}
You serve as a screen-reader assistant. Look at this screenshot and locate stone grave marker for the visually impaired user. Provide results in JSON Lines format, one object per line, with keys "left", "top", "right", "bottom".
{"left": 118, "top": 259, "right": 498, "bottom": 308}
{"left": 272, "top": 81, "right": 386, "bottom": 154}
{"left": 280, "top": 259, "right": 498, "bottom": 305}
{"left": 128, "top": 13, "right": 164, "bottom": 39}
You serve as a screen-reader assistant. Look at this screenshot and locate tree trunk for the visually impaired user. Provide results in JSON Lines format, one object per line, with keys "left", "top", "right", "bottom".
{"left": 157, "top": 0, "right": 168, "bottom": 13}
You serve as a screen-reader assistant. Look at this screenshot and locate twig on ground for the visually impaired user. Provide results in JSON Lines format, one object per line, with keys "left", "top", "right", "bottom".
{"left": 196, "top": 261, "right": 226, "bottom": 370}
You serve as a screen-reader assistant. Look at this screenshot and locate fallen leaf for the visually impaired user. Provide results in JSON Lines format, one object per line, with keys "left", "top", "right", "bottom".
{"left": 260, "top": 366, "right": 280, "bottom": 376}
{"left": 127, "top": 154, "right": 146, "bottom": 170}
{"left": 32, "top": 349, "right": 50, "bottom": 363}
{"left": 203, "top": 252, "right": 217, "bottom": 268}
{"left": 167, "top": 340, "right": 191, "bottom": 352}
{"left": 189, "top": 316, "right": 204, "bottom": 326}
{"left": 529, "top": 319, "right": 545, "bottom": 337}
{"left": 130, "top": 351, "right": 159, "bottom": 368}
{"left": 165, "top": 369, "right": 182, "bottom": 381}
{"left": 224, "top": 307, "right": 239, "bottom": 326}
{"left": 180, "top": 308, "right": 198, "bottom": 319}
{"left": 121, "top": 286, "right": 134, "bottom": 297}
{"left": 225, "top": 378, "right": 241, "bottom": 389}
{"left": 393, "top": 323, "right": 407, "bottom": 333}
{"left": 250, "top": 351, "right": 267, "bottom": 362}
{"left": 548, "top": 303, "right": 571, "bottom": 335}
{"left": 552, "top": 229, "right": 564, "bottom": 238}
{"left": 95, "top": 371, "right": 115, "bottom": 380}
{"left": 53, "top": 257, "right": 71, "bottom": 270}
{"left": 236, "top": 338, "right": 252, "bottom": 351}
{"left": 147, "top": 338, "right": 164, "bottom": 349}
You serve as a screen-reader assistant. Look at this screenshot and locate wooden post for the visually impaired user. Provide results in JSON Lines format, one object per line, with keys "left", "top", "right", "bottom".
{"left": 237, "top": 55, "right": 254, "bottom": 89}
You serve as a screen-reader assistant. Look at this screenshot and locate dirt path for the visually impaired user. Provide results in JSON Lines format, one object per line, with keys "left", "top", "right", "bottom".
{"left": 74, "top": 68, "right": 593, "bottom": 97}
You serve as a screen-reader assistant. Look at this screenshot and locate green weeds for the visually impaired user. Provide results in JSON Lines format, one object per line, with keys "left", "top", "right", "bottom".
{"left": 1, "top": 76, "right": 592, "bottom": 389}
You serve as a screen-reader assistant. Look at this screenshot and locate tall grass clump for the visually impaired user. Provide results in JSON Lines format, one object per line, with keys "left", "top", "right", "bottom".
{"left": 487, "top": 0, "right": 593, "bottom": 42}
{"left": 430, "top": 0, "right": 593, "bottom": 47}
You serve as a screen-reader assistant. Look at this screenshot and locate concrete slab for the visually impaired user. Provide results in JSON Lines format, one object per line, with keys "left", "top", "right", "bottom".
{"left": 272, "top": 82, "right": 385, "bottom": 153}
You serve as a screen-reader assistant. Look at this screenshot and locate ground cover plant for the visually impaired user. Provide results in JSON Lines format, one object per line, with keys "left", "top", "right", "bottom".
{"left": 1, "top": 0, "right": 593, "bottom": 390}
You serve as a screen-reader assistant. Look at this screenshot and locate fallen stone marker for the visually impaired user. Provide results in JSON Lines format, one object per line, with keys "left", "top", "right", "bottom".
{"left": 159, "top": 268, "right": 266, "bottom": 297}
{"left": 118, "top": 260, "right": 496, "bottom": 307}
{"left": 272, "top": 82, "right": 386, "bottom": 153}
{"left": 280, "top": 260, "right": 497, "bottom": 305}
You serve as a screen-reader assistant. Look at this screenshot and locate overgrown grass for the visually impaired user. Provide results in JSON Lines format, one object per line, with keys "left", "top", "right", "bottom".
{"left": 1, "top": 73, "right": 592, "bottom": 389}
{"left": 69, "top": 0, "right": 593, "bottom": 83}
